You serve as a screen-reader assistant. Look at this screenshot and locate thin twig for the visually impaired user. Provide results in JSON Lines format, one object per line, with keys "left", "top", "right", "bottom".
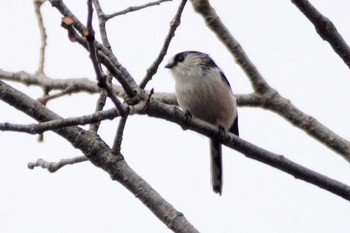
{"left": 0, "top": 68, "right": 174, "bottom": 106}
{"left": 37, "top": 86, "right": 50, "bottom": 142}
{"left": 141, "top": 88, "right": 154, "bottom": 112}
{"left": 89, "top": 75, "right": 110, "bottom": 133}
{"left": 105, "top": 0, "right": 172, "bottom": 20}
{"left": 139, "top": 0, "right": 187, "bottom": 89}
{"left": 87, "top": 1, "right": 111, "bottom": 133}
{"left": 85, "top": 0, "right": 127, "bottom": 115}
{"left": 28, "top": 156, "right": 88, "bottom": 172}
{"left": 0, "top": 108, "right": 119, "bottom": 134}
{"left": 33, "top": 0, "right": 47, "bottom": 73}
{"left": 85, "top": 0, "right": 105, "bottom": 86}
{"left": 0, "top": 69, "right": 125, "bottom": 96}
{"left": 88, "top": 90, "right": 107, "bottom": 133}
{"left": 34, "top": 0, "right": 49, "bottom": 142}
{"left": 50, "top": 0, "right": 138, "bottom": 97}
{"left": 112, "top": 113, "right": 129, "bottom": 154}
{"left": 92, "top": 0, "right": 112, "bottom": 50}
{"left": 0, "top": 101, "right": 145, "bottom": 135}
{"left": 37, "top": 85, "right": 79, "bottom": 105}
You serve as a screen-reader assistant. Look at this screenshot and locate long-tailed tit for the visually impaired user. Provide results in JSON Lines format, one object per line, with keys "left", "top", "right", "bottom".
{"left": 165, "top": 51, "right": 239, "bottom": 195}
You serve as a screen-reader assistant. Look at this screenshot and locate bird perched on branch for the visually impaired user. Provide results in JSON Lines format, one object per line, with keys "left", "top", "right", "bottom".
{"left": 165, "top": 51, "right": 239, "bottom": 195}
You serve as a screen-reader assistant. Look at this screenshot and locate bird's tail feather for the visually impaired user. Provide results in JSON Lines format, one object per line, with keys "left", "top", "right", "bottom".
{"left": 210, "top": 139, "right": 222, "bottom": 195}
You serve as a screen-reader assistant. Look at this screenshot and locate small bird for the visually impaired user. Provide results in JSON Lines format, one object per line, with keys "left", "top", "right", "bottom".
{"left": 165, "top": 51, "right": 239, "bottom": 195}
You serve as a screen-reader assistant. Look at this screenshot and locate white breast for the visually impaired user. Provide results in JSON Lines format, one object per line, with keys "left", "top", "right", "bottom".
{"left": 172, "top": 68, "right": 237, "bottom": 130}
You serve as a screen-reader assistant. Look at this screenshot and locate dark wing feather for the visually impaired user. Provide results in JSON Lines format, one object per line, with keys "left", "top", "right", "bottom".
{"left": 219, "top": 71, "right": 231, "bottom": 89}
{"left": 230, "top": 115, "right": 239, "bottom": 136}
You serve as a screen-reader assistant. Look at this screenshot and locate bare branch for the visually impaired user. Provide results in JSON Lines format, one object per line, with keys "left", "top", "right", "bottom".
{"left": 191, "top": 0, "right": 270, "bottom": 93}
{"left": 2, "top": 67, "right": 349, "bottom": 160}
{"left": 50, "top": 0, "right": 139, "bottom": 97}
{"left": 0, "top": 108, "right": 119, "bottom": 134}
{"left": 4, "top": 78, "right": 350, "bottom": 202}
{"left": 105, "top": 0, "right": 172, "bottom": 20}
{"left": 0, "top": 95, "right": 147, "bottom": 135}
{"left": 89, "top": 84, "right": 108, "bottom": 132}
{"left": 88, "top": 0, "right": 113, "bottom": 133}
{"left": 0, "top": 69, "right": 171, "bottom": 104}
{"left": 28, "top": 156, "right": 88, "bottom": 172}
{"left": 260, "top": 90, "right": 350, "bottom": 161}
{"left": 3, "top": 74, "right": 350, "bottom": 202}
{"left": 84, "top": 0, "right": 127, "bottom": 115}
{"left": 33, "top": 0, "right": 49, "bottom": 142}
{"left": 85, "top": 0, "right": 103, "bottom": 85}
{"left": 139, "top": 0, "right": 188, "bottom": 89}
{"left": 3, "top": 69, "right": 349, "bottom": 161}
{"left": 291, "top": 0, "right": 350, "bottom": 70}
{"left": 0, "top": 69, "right": 99, "bottom": 93}
{"left": 112, "top": 113, "right": 129, "bottom": 154}
{"left": 5, "top": 0, "right": 349, "bottom": 230}
{"left": 37, "top": 85, "right": 79, "bottom": 105}
{"left": 93, "top": 0, "right": 111, "bottom": 50}
{"left": 0, "top": 79, "right": 200, "bottom": 233}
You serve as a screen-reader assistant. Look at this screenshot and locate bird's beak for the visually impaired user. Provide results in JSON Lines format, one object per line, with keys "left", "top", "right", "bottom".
{"left": 164, "top": 63, "right": 173, "bottom": 69}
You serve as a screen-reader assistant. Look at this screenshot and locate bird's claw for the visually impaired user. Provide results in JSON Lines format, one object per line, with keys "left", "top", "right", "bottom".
{"left": 180, "top": 110, "right": 192, "bottom": 130}
{"left": 185, "top": 110, "right": 192, "bottom": 122}
{"left": 217, "top": 124, "right": 226, "bottom": 140}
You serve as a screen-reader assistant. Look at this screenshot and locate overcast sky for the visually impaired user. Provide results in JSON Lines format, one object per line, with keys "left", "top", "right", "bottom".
{"left": 1, "top": 0, "right": 350, "bottom": 232}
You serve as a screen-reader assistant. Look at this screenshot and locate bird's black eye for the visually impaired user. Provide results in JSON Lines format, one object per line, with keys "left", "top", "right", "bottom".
{"left": 176, "top": 54, "right": 185, "bottom": 62}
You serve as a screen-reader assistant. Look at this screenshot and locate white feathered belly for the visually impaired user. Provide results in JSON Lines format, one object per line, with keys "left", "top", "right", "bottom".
{"left": 175, "top": 77, "right": 237, "bottom": 130}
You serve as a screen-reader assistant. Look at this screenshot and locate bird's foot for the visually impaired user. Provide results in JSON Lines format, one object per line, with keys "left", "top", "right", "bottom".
{"left": 184, "top": 110, "right": 192, "bottom": 121}
{"left": 217, "top": 124, "right": 226, "bottom": 141}
{"left": 181, "top": 110, "right": 192, "bottom": 130}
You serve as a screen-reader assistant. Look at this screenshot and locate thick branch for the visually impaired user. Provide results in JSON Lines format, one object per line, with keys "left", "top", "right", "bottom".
{"left": 0, "top": 80, "right": 199, "bottom": 233}
{"left": 262, "top": 91, "right": 350, "bottom": 161}
{"left": 191, "top": 0, "right": 270, "bottom": 93}
{"left": 291, "top": 0, "right": 350, "bottom": 70}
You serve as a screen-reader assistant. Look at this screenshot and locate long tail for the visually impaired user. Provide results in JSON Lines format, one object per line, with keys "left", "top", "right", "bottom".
{"left": 210, "top": 139, "right": 222, "bottom": 195}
